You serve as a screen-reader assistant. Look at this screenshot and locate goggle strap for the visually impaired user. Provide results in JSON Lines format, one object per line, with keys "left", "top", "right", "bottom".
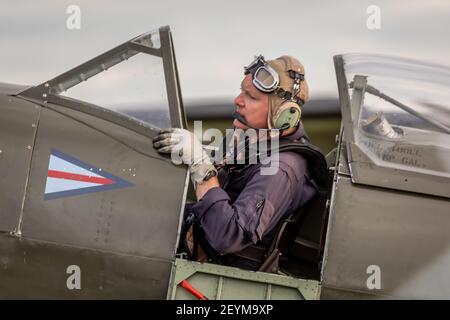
{"left": 275, "top": 88, "right": 305, "bottom": 106}
{"left": 288, "top": 70, "right": 305, "bottom": 81}
{"left": 244, "top": 55, "right": 266, "bottom": 75}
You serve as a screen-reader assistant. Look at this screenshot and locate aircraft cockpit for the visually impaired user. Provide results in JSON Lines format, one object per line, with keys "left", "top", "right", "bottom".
{"left": 2, "top": 28, "right": 450, "bottom": 300}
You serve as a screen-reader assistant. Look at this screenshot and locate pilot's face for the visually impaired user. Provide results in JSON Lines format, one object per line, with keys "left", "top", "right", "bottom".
{"left": 233, "top": 74, "right": 269, "bottom": 130}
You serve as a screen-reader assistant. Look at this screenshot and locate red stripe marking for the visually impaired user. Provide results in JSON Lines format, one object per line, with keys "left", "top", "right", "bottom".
{"left": 48, "top": 170, "right": 114, "bottom": 185}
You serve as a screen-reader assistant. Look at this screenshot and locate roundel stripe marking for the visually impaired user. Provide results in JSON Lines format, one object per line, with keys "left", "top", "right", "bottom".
{"left": 44, "top": 149, "right": 134, "bottom": 200}
{"left": 47, "top": 170, "right": 114, "bottom": 185}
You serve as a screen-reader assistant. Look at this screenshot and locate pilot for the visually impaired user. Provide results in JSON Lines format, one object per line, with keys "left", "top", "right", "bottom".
{"left": 153, "top": 55, "right": 326, "bottom": 271}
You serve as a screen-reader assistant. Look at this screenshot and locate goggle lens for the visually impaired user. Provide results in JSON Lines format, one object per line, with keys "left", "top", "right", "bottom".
{"left": 255, "top": 67, "right": 275, "bottom": 87}
{"left": 253, "top": 66, "right": 279, "bottom": 92}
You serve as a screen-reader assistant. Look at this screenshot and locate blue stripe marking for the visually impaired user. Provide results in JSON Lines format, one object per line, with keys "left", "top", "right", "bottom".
{"left": 44, "top": 148, "right": 134, "bottom": 200}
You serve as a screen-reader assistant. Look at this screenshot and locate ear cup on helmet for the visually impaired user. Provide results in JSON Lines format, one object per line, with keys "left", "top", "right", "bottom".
{"left": 272, "top": 101, "right": 301, "bottom": 130}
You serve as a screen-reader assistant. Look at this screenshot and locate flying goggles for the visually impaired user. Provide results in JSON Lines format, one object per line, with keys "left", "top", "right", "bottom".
{"left": 244, "top": 55, "right": 305, "bottom": 106}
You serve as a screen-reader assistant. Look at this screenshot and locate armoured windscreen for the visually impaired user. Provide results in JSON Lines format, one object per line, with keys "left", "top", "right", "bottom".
{"left": 343, "top": 54, "right": 450, "bottom": 177}
{"left": 48, "top": 29, "right": 171, "bottom": 128}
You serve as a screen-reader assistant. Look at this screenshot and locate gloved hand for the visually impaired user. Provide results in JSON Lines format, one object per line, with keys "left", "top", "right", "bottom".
{"left": 153, "top": 128, "right": 217, "bottom": 185}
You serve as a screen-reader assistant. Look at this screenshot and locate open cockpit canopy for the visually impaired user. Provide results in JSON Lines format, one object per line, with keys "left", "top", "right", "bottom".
{"left": 335, "top": 54, "right": 450, "bottom": 197}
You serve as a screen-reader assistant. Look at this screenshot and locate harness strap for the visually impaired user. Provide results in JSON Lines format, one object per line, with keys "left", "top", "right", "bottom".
{"left": 186, "top": 135, "right": 329, "bottom": 271}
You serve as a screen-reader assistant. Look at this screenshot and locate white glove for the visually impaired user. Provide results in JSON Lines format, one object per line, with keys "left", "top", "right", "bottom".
{"left": 153, "top": 128, "right": 217, "bottom": 185}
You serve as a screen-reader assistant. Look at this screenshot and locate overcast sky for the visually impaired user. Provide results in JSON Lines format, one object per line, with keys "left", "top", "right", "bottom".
{"left": 1, "top": 0, "right": 450, "bottom": 102}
